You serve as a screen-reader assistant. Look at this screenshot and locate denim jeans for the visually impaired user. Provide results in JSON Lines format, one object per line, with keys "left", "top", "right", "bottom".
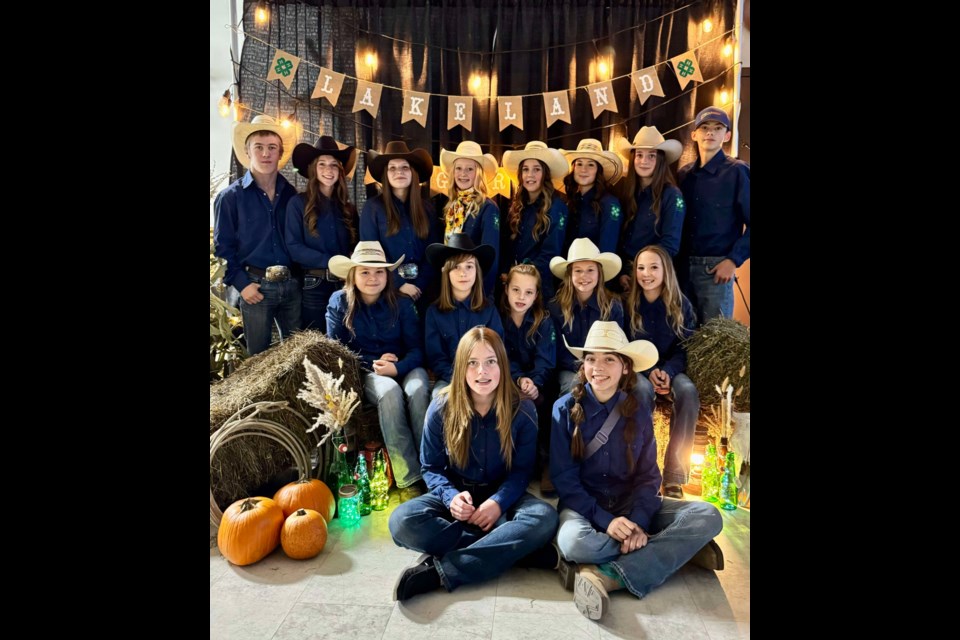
{"left": 431, "top": 379, "right": 450, "bottom": 400}
{"left": 389, "top": 492, "right": 559, "bottom": 590}
{"left": 635, "top": 374, "right": 699, "bottom": 485}
{"left": 558, "top": 370, "right": 579, "bottom": 396}
{"left": 556, "top": 501, "right": 722, "bottom": 598}
{"left": 300, "top": 277, "right": 339, "bottom": 333}
{"left": 239, "top": 277, "right": 302, "bottom": 356}
{"left": 687, "top": 256, "right": 734, "bottom": 324}
{"left": 364, "top": 368, "right": 430, "bottom": 488}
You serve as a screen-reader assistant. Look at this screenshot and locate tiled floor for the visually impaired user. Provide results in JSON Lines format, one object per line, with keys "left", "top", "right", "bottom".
{"left": 210, "top": 483, "right": 750, "bottom": 639}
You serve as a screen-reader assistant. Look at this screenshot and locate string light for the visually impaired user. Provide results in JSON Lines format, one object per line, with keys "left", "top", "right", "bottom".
{"left": 255, "top": 1, "right": 269, "bottom": 25}
{"left": 217, "top": 89, "right": 231, "bottom": 118}
{"left": 470, "top": 74, "right": 482, "bottom": 92}
{"left": 720, "top": 89, "right": 729, "bottom": 104}
{"left": 364, "top": 51, "right": 378, "bottom": 71}
{"left": 702, "top": 19, "right": 713, "bottom": 33}
{"left": 597, "top": 59, "right": 610, "bottom": 79}
{"left": 722, "top": 41, "right": 733, "bottom": 57}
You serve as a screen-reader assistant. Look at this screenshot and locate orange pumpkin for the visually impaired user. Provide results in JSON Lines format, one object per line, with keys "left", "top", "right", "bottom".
{"left": 281, "top": 508, "right": 329, "bottom": 559}
{"left": 217, "top": 496, "right": 285, "bottom": 566}
{"left": 273, "top": 479, "right": 336, "bottom": 522}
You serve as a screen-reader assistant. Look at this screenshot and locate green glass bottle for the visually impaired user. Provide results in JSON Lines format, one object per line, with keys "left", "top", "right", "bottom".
{"left": 370, "top": 450, "right": 390, "bottom": 511}
{"left": 719, "top": 451, "right": 738, "bottom": 511}
{"left": 354, "top": 454, "right": 372, "bottom": 516}
{"left": 328, "top": 433, "right": 352, "bottom": 494}
{"left": 701, "top": 442, "right": 720, "bottom": 503}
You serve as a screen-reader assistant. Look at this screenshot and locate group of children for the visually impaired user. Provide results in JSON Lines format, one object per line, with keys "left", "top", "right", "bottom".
{"left": 213, "top": 106, "right": 748, "bottom": 621}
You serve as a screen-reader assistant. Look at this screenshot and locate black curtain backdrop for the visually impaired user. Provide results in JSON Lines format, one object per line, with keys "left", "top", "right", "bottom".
{"left": 234, "top": 0, "right": 737, "bottom": 210}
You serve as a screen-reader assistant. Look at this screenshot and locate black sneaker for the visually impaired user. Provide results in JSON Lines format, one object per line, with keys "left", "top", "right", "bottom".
{"left": 558, "top": 556, "right": 577, "bottom": 591}
{"left": 515, "top": 540, "right": 560, "bottom": 570}
{"left": 393, "top": 557, "right": 443, "bottom": 601}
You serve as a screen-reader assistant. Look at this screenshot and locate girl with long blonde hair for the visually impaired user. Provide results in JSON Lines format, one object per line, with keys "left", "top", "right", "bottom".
{"left": 388, "top": 327, "right": 559, "bottom": 601}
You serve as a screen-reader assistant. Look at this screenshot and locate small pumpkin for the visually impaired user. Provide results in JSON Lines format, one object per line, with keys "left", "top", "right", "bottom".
{"left": 281, "top": 508, "right": 328, "bottom": 559}
{"left": 273, "top": 479, "right": 336, "bottom": 522}
{"left": 217, "top": 496, "right": 284, "bottom": 566}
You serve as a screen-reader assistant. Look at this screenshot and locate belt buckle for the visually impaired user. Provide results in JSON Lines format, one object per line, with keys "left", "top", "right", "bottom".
{"left": 397, "top": 263, "right": 419, "bottom": 280}
{"left": 265, "top": 265, "right": 290, "bottom": 282}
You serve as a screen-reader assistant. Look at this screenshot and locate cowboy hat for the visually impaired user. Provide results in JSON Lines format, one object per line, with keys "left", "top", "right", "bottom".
{"left": 615, "top": 126, "right": 683, "bottom": 165}
{"left": 232, "top": 115, "right": 298, "bottom": 170}
{"left": 292, "top": 136, "right": 358, "bottom": 180}
{"left": 365, "top": 141, "right": 433, "bottom": 184}
{"left": 425, "top": 232, "right": 496, "bottom": 275}
{"left": 563, "top": 321, "right": 659, "bottom": 373}
{"left": 328, "top": 241, "right": 405, "bottom": 280}
{"left": 501, "top": 141, "right": 570, "bottom": 184}
{"left": 440, "top": 141, "right": 499, "bottom": 183}
{"left": 561, "top": 138, "right": 623, "bottom": 184}
{"left": 549, "top": 237, "right": 622, "bottom": 281}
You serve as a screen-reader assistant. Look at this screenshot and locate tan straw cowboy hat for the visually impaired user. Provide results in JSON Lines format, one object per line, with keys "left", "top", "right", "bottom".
{"left": 232, "top": 114, "right": 298, "bottom": 170}
{"left": 563, "top": 321, "right": 659, "bottom": 373}
{"left": 561, "top": 138, "right": 624, "bottom": 184}
{"left": 501, "top": 141, "right": 570, "bottom": 184}
{"left": 328, "top": 241, "right": 405, "bottom": 280}
{"left": 549, "top": 237, "right": 622, "bottom": 281}
{"left": 615, "top": 126, "right": 683, "bottom": 165}
{"left": 440, "top": 141, "right": 499, "bottom": 183}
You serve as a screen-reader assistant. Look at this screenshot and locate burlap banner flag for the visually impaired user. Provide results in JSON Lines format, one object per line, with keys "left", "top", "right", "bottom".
{"left": 669, "top": 51, "right": 703, "bottom": 90}
{"left": 266, "top": 49, "right": 300, "bottom": 90}
{"left": 498, "top": 96, "right": 524, "bottom": 131}
{"left": 447, "top": 97, "right": 474, "bottom": 131}
{"left": 352, "top": 80, "right": 384, "bottom": 117}
{"left": 631, "top": 67, "right": 665, "bottom": 106}
{"left": 430, "top": 166, "right": 451, "bottom": 196}
{"left": 543, "top": 91, "right": 572, "bottom": 127}
{"left": 585, "top": 81, "right": 618, "bottom": 118}
{"left": 401, "top": 90, "right": 431, "bottom": 127}
{"left": 311, "top": 66, "right": 346, "bottom": 106}
{"left": 488, "top": 167, "right": 513, "bottom": 198}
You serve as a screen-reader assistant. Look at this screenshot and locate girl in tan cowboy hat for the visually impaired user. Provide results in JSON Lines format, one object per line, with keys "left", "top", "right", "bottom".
{"left": 624, "top": 244, "right": 700, "bottom": 500}
{"left": 549, "top": 320, "right": 723, "bottom": 622}
{"left": 614, "top": 126, "right": 686, "bottom": 293}
{"left": 439, "top": 141, "right": 502, "bottom": 294}
{"left": 388, "top": 327, "right": 559, "bottom": 601}
{"left": 326, "top": 241, "right": 431, "bottom": 503}
{"left": 501, "top": 141, "right": 570, "bottom": 302}
{"left": 423, "top": 233, "right": 504, "bottom": 399}
{"left": 360, "top": 141, "right": 440, "bottom": 312}
{"left": 284, "top": 136, "right": 359, "bottom": 333}
{"left": 560, "top": 138, "right": 624, "bottom": 256}
{"left": 547, "top": 237, "right": 624, "bottom": 397}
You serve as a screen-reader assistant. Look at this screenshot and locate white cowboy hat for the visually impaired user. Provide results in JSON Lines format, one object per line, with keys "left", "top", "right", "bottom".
{"left": 328, "top": 241, "right": 405, "bottom": 280}
{"left": 549, "top": 237, "right": 622, "bottom": 281}
{"left": 561, "top": 138, "right": 624, "bottom": 184}
{"left": 615, "top": 126, "right": 683, "bottom": 165}
{"left": 563, "top": 321, "right": 659, "bottom": 373}
{"left": 501, "top": 141, "right": 570, "bottom": 186}
{"left": 440, "top": 141, "right": 499, "bottom": 183}
{"left": 232, "top": 115, "right": 298, "bottom": 170}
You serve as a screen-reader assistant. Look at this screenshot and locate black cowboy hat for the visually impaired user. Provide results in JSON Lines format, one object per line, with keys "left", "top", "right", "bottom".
{"left": 292, "top": 136, "right": 358, "bottom": 179}
{"left": 426, "top": 233, "right": 496, "bottom": 275}
{"left": 365, "top": 140, "right": 433, "bottom": 184}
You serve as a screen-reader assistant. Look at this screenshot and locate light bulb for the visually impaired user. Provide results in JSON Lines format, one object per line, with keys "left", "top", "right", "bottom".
{"left": 598, "top": 60, "right": 609, "bottom": 78}
{"left": 703, "top": 19, "right": 713, "bottom": 32}
{"left": 255, "top": 2, "right": 268, "bottom": 25}
{"left": 470, "top": 74, "right": 481, "bottom": 91}
{"left": 720, "top": 90, "right": 729, "bottom": 104}
{"left": 723, "top": 42, "right": 733, "bottom": 57}
{"left": 218, "top": 90, "right": 231, "bottom": 118}
{"left": 365, "top": 52, "right": 377, "bottom": 68}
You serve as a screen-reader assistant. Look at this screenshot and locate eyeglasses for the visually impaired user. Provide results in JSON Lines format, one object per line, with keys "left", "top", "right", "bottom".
{"left": 387, "top": 166, "right": 411, "bottom": 174}
{"left": 467, "top": 358, "right": 498, "bottom": 370}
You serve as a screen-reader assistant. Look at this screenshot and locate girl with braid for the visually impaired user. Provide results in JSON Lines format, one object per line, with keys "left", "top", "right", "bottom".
{"left": 549, "top": 321, "right": 724, "bottom": 622}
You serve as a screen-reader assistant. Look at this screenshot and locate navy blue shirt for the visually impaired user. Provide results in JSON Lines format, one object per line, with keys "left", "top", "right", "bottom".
{"left": 618, "top": 184, "right": 685, "bottom": 278}
{"left": 425, "top": 298, "right": 505, "bottom": 382}
{"left": 551, "top": 385, "right": 662, "bottom": 531}
{"left": 458, "top": 197, "right": 502, "bottom": 294}
{"left": 284, "top": 194, "right": 353, "bottom": 270}
{"left": 421, "top": 394, "right": 538, "bottom": 511}
{"left": 501, "top": 309, "right": 557, "bottom": 388}
{"left": 564, "top": 187, "right": 623, "bottom": 256}
{"left": 549, "top": 294, "right": 624, "bottom": 373}
{"left": 511, "top": 195, "right": 568, "bottom": 302}
{"left": 677, "top": 149, "right": 750, "bottom": 266}
{"left": 359, "top": 194, "right": 441, "bottom": 292}
{"left": 213, "top": 171, "right": 298, "bottom": 291}
{"left": 325, "top": 290, "right": 424, "bottom": 377}
{"left": 627, "top": 295, "right": 696, "bottom": 380}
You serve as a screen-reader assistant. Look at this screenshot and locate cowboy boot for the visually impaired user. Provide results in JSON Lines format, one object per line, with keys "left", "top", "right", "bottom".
{"left": 573, "top": 564, "right": 623, "bottom": 620}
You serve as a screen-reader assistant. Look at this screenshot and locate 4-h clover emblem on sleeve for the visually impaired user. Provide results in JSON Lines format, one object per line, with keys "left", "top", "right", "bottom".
{"left": 610, "top": 204, "right": 621, "bottom": 220}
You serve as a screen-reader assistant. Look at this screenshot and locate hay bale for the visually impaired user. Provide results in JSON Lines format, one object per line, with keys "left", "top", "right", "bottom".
{"left": 684, "top": 317, "right": 750, "bottom": 411}
{"left": 209, "top": 330, "right": 367, "bottom": 510}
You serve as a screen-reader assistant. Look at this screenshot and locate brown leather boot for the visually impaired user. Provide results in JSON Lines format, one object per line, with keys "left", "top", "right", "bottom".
{"left": 687, "top": 539, "right": 724, "bottom": 571}
{"left": 573, "top": 565, "right": 622, "bottom": 620}
{"left": 540, "top": 467, "right": 556, "bottom": 495}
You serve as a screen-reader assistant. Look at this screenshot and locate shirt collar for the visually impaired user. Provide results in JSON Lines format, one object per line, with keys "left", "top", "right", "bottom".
{"left": 582, "top": 383, "right": 621, "bottom": 419}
